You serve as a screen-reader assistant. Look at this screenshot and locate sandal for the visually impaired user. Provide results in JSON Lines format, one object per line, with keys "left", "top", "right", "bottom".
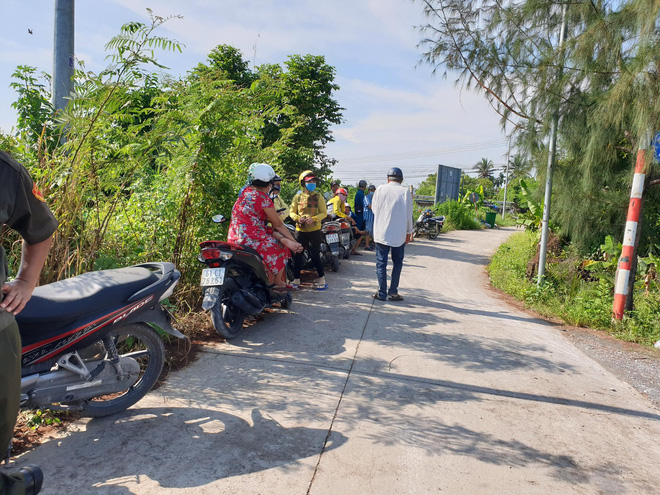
{"left": 273, "top": 284, "right": 296, "bottom": 292}
{"left": 351, "top": 251, "right": 362, "bottom": 256}
{"left": 316, "top": 283, "right": 328, "bottom": 291}
{"left": 373, "top": 293, "right": 387, "bottom": 301}
{"left": 388, "top": 294, "right": 404, "bottom": 301}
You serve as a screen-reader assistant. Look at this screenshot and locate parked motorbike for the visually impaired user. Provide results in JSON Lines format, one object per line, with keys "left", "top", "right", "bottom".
{"left": 413, "top": 209, "right": 445, "bottom": 240}
{"left": 18, "top": 262, "right": 183, "bottom": 418}
{"left": 338, "top": 218, "right": 353, "bottom": 260}
{"left": 321, "top": 221, "right": 341, "bottom": 272}
{"left": 199, "top": 215, "right": 293, "bottom": 340}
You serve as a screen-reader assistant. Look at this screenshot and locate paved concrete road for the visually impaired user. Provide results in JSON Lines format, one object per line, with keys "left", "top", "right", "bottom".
{"left": 17, "top": 228, "right": 660, "bottom": 494}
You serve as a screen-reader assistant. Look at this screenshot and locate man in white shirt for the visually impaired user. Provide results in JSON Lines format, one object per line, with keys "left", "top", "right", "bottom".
{"left": 371, "top": 167, "right": 414, "bottom": 301}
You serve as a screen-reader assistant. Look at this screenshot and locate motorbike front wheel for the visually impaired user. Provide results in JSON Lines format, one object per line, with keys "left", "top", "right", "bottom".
{"left": 210, "top": 280, "right": 246, "bottom": 339}
{"left": 81, "top": 323, "right": 165, "bottom": 418}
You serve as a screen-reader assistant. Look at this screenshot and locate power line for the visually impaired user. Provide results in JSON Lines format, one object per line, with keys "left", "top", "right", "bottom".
{"left": 336, "top": 139, "right": 508, "bottom": 165}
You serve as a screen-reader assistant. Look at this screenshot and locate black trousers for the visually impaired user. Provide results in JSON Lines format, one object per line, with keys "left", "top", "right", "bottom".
{"left": 293, "top": 230, "right": 325, "bottom": 279}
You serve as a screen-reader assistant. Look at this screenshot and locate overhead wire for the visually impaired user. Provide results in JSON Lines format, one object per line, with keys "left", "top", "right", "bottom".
{"left": 335, "top": 138, "right": 508, "bottom": 165}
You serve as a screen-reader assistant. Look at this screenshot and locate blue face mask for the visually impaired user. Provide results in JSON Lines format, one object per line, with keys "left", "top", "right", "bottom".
{"left": 306, "top": 183, "right": 316, "bottom": 192}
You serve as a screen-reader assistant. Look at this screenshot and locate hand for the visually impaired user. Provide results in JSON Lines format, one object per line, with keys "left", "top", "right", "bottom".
{"left": 405, "top": 233, "right": 413, "bottom": 244}
{"left": 283, "top": 238, "right": 304, "bottom": 254}
{"left": 2, "top": 279, "right": 35, "bottom": 315}
{"left": 304, "top": 217, "right": 314, "bottom": 225}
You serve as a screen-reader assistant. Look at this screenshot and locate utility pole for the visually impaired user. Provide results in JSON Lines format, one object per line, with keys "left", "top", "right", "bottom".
{"left": 52, "top": 0, "right": 75, "bottom": 115}
{"left": 501, "top": 136, "right": 512, "bottom": 220}
{"left": 613, "top": 134, "right": 651, "bottom": 319}
{"left": 537, "top": 2, "right": 569, "bottom": 286}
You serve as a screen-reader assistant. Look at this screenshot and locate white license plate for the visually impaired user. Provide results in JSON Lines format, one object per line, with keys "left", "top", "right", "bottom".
{"left": 201, "top": 267, "right": 225, "bottom": 286}
{"left": 341, "top": 233, "right": 350, "bottom": 242}
{"left": 326, "top": 233, "right": 339, "bottom": 243}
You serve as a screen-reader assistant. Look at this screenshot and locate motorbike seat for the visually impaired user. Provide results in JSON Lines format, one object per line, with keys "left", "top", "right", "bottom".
{"left": 17, "top": 267, "right": 159, "bottom": 342}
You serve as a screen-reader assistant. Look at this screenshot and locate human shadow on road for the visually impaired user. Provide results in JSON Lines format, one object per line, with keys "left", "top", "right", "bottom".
{"left": 26, "top": 406, "right": 346, "bottom": 494}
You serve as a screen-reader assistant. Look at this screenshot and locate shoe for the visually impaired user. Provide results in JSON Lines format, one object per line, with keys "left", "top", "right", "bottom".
{"left": 20, "top": 464, "right": 44, "bottom": 495}
{"left": 388, "top": 294, "right": 404, "bottom": 301}
{"left": 372, "top": 293, "right": 387, "bottom": 301}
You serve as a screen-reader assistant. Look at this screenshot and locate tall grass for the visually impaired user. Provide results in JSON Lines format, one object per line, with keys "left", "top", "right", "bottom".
{"left": 488, "top": 231, "right": 660, "bottom": 345}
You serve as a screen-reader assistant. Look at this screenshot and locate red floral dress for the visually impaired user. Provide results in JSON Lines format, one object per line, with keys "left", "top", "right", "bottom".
{"left": 227, "top": 186, "right": 290, "bottom": 275}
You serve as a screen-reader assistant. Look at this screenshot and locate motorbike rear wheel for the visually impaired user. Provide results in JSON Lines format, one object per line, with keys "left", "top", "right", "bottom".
{"left": 81, "top": 323, "right": 165, "bottom": 418}
{"left": 428, "top": 225, "right": 439, "bottom": 240}
{"left": 330, "top": 255, "right": 340, "bottom": 272}
{"left": 210, "top": 280, "right": 246, "bottom": 339}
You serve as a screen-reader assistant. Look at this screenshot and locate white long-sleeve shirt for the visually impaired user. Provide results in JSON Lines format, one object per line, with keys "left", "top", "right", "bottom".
{"left": 372, "top": 181, "right": 414, "bottom": 247}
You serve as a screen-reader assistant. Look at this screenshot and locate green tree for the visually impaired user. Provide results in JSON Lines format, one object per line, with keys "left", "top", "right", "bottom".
{"left": 192, "top": 44, "right": 256, "bottom": 87}
{"left": 508, "top": 153, "right": 532, "bottom": 180}
{"left": 258, "top": 54, "right": 344, "bottom": 179}
{"left": 473, "top": 158, "right": 494, "bottom": 179}
{"left": 416, "top": 0, "right": 660, "bottom": 255}
{"left": 416, "top": 173, "right": 436, "bottom": 196}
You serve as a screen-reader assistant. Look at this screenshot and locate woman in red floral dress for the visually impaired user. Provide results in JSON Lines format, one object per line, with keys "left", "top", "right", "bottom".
{"left": 227, "top": 163, "right": 302, "bottom": 290}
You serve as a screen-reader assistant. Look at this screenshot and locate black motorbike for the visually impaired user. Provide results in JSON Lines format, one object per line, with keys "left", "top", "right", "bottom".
{"left": 285, "top": 222, "right": 341, "bottom": 274}
{"left": 199, "top": 215, "right": 293, "bottom": 340}
{"left": 413, "top": 209, "right": 445, "bottom": 239}
{"left": 18, "top": 262, "right": 183, "bottom": 418}
{"left": 320, "top": 221, "right": 341, "bottom": 272}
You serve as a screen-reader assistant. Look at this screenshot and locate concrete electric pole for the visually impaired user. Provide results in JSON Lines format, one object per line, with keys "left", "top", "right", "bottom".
{"left": 52, "top": 0, "right": 75, "bottom": 115}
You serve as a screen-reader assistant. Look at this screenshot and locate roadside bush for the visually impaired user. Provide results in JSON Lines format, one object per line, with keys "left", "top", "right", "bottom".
{"left": 489, "top": 230, "right": 660, "bottom": 345}
{"left": 434, "top": 200, "right": 481, "bottom": 231}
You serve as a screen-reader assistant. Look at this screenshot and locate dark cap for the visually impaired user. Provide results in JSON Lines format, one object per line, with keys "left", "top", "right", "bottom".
{"left": 331, "top": 180, "right": 340, "bottom": 186}
{"left": 368, "top": 184, "right": 376, "bottom": 190}
{"left": 358, "top": 180, "right": 367, "bottom": 188}
{"left": 387, "top": 167, "right": 403, "bottom": 179}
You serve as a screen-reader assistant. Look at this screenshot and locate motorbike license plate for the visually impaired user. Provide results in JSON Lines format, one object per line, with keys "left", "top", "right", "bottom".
{"left": 341, "top": 233, "right": 350, "bottom": 242}
{"left": 327, "top": 233, "right": 339, "bottom": 243}
{"left": 201, "top": 267, "right": 225, "bottom": 286}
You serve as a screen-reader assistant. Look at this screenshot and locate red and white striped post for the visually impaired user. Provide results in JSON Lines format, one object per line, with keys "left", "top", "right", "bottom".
{"left": 613, "top": 146, "right": 647, "bottom": 319}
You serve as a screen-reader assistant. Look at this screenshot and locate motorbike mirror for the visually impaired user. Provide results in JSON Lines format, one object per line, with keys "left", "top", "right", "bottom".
{"left": 212, "top": 214, "right": 226, "bottom": 224}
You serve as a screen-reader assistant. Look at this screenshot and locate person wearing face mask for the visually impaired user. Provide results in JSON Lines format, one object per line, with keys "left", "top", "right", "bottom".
{"left": 327, "top": 188, "right": 355, "bottom": 225}
{"left": 362, "top": 184, "right": 376, "bottom": 251}
{"left": 269, "top": 175, "right": 290, "bottom": 221}
{"left": 289, "top": 170, "right": 328, "bottom": 290}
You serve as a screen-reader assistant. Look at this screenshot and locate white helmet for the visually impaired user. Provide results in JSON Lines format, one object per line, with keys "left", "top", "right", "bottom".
{"left": 248, "top": 163, "right": 276, "bottom": 184}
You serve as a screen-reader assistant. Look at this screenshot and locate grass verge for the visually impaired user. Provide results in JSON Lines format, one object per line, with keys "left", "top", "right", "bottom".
{"left": 488, "top": 230, "right": 660, "bottom": 346}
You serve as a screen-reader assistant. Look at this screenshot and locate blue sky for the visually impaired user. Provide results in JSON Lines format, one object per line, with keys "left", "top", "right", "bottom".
{"left": 0, "top": 0, "right": 510, "bottom": 185}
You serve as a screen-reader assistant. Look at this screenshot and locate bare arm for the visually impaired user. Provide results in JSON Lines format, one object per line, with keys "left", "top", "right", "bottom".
{"left": 2, "top": 236, "right": 53, "bottom": 315}
{"left": 264, "top": 206, "right": 303, "bottom": 253}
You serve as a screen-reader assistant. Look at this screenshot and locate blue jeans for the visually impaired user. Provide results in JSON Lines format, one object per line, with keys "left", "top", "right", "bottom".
{"left": 375, "top": 242, "right": 405, "bottom": 298}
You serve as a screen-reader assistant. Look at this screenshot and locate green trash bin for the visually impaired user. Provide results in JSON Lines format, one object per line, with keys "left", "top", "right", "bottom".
{"left": 485, "top": 211, "right": 497, "bottom": 227}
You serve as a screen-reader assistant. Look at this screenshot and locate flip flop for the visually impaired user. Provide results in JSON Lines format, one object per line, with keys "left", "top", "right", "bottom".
{"left": 316, "top": 283, "right": 329, "bottom": 291}
{"left": 388, "top": 294, "right": 404, "bottom": 301}
{"left": 372, "top": 293, "right": 387, "bottom": 301}
{"left": 351, "top": 251, "right": 363, "bottom": 256}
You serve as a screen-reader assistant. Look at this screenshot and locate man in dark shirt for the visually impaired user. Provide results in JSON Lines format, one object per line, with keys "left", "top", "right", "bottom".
{"left": 353, "top": 180, "right": 366, "bottom": 231}
{"left": 0, "top": 151, "right": 58, "bottom": 495}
